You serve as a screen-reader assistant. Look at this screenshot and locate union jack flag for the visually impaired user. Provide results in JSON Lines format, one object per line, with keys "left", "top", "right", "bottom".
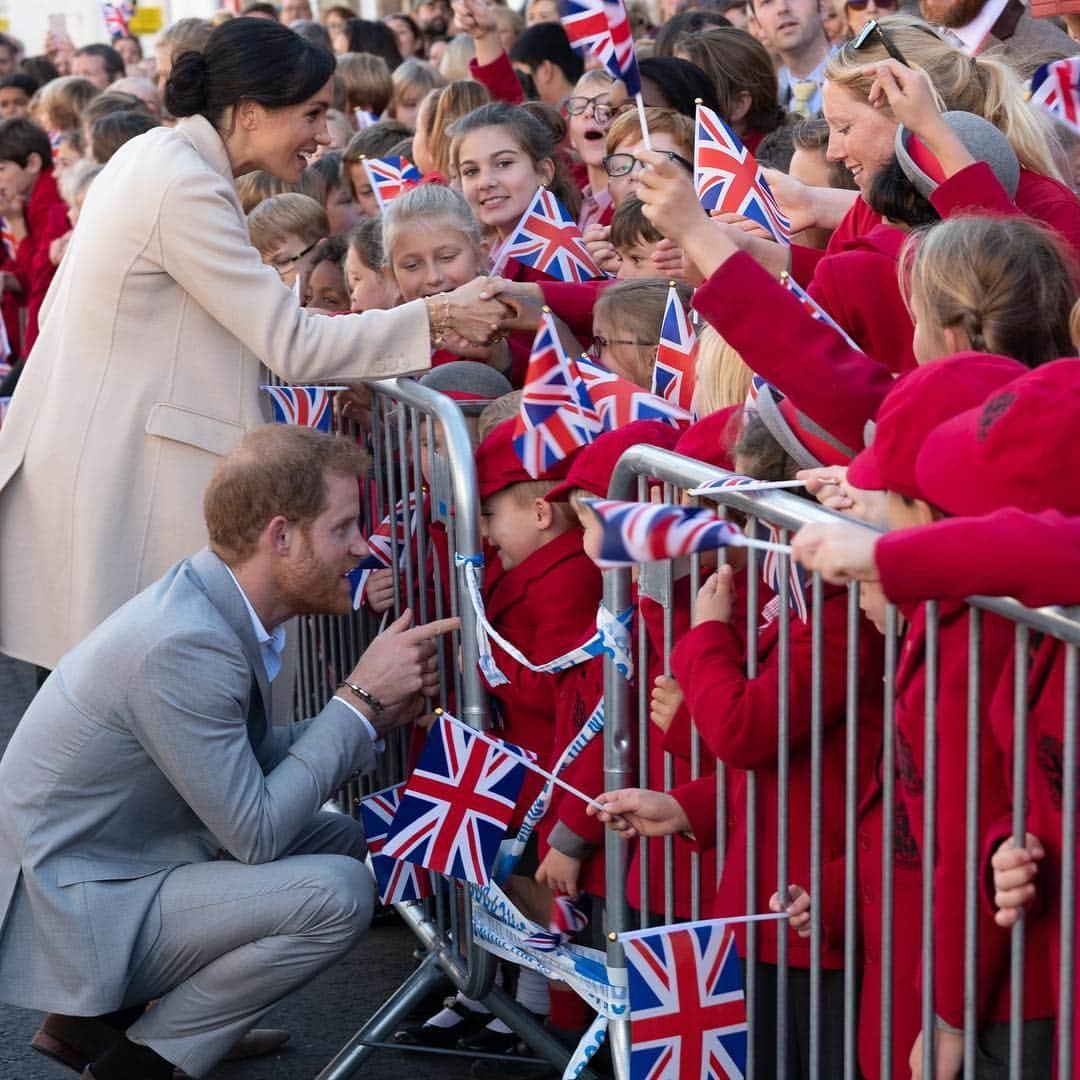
{"left": 362, "top": 156, "right": 423, "bottom": 210}
{"left": 261, "top": 385, "right": 341, "bottom": 431}
{"left": 354, "top": 108, "right": 380, "bottom": 129}
{"left": 493, "top": 187, "right": 604, "bottom": 283}
{"left": 360, "top": 783, "right": 435, "bottom": 905}
{"left": 559, "top": 0, "right": 641, "bottom": 95}
{"left": 101, "top": 1, "right": 135, "bottom": 39}
{"left": 780, "top": 272, "right": 863, "bottom": 352}
{"left": 513, "top": 314, "right": 598, "bottom": 478}
{"left": 1030, "top": 57, "right": 1080, "bottom": 135}
{"left": 760, "top": 520, "right": 808, "bottom": 623}
{"left": 652, "top": 283, "right": 698, "bottom": 415}
{"left": 382, "top": 712, "right": 533, "bottom": 885}
{"left": 624, "top": 920, "right": 748, "bottom": 1079}
{"left": 523, "top": 894, "right": 590, "bottom": 952}
{"left": 583, "top": 499, "right": 747, "bottom": 568}
{"left": 347, "top": 493, "right": 427, "bottom": 608}
{"left": 578, "top": 355, "right": 691, "bottom": 432}
{"left": 694, "top": 103, "right": 791, "bottom": 246}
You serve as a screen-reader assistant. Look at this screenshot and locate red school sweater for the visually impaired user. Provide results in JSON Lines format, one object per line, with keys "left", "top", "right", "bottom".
{"left": 12, "top": 168, "right": 68, "bottom": 356}
{"left": 669, "top": 584, "right": 885, "bottom": 969}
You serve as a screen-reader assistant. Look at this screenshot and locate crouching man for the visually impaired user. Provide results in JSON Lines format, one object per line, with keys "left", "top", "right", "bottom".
{"left": 0, "top": 424, "right": 457, "bottom": 1079}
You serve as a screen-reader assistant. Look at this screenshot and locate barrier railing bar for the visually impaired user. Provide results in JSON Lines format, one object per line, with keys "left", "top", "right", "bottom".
{"left": 745, "top": 525, "right": 761, "bottom": 1080}
{"left": 775, "top": 530, "right": 792, "bottom": 1080}
{"left": 843, "top": 582, "right": 860, "bottom": 1080}
{"left": 1060, "top": 644, "right": 1078, "bottom": 1080}
{"left": 1008, "top": 624, "right": 1030, "bottom": 1079}
{"left": 881, "top": 604, "right": 899, "bottom": 1080}
{"left": 921, "top": 602, "right": 939, "bottom": 1080}
{"left": 809, "top": 570, "right": 825, "bottom": 1080}
{"left": 962, "top": 609, "right": 982, "bottom": 1079}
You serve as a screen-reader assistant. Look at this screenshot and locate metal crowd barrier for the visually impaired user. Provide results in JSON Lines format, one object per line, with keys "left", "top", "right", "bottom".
{"left": 601, "top": 444, "right": 1080, "bottom": 1080}
{"left": 304, "top": 379, "right": 589, "bottom": 1080}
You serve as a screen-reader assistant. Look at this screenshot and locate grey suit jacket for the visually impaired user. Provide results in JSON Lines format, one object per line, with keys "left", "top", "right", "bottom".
{"left": 984, "top": 0, "right": 1078, "bottom": 77}
{"left": 0, "top": 548, "right": 375, "bottom": 1013}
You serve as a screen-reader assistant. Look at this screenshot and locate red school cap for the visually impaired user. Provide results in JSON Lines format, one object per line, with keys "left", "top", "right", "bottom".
{"left": 476, "top": 417, "right": 576, "bottom": 500}
{"left": 846, "top": 353, "right": 1026, "bottom": 501}
{"left": 915, "top": 358, "right": 1080, "bottom": 517}
{"left": 673, "top": 405, "right": 743, "bottom": 471}
{"left": 545, "top": 420, "right": 682, "bottom": 502}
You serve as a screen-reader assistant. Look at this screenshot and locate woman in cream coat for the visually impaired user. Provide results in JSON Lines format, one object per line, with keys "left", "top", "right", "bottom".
{"left": 0, "top": 19, "right": 503, "bottom": 670}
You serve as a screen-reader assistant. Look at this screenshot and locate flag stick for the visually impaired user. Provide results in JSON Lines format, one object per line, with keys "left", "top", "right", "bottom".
{"left": 618, "top": 911, "right": 788, "bottom": 943}
{"left": 688, "top": 480, "right": 807, "bottom": 495}
{"left": 635, "top": 91, "right": 652, "bottom": 151}
{"left": 439, "top": 709, "right": 606, "bottom": 812}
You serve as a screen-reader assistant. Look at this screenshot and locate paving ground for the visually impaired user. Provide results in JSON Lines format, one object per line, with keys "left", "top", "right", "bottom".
{"left": 0, "top": 653, "right": 478, "bottom": 1080}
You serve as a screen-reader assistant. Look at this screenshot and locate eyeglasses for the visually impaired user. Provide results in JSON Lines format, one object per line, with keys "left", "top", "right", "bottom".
{"left": 565, "top": 93, "right": 618, "bottom": 124}
{"left": 602, "top": 149, "right": 694, "bottom": 178}
{"left": 851, "top": 18, "right": 910, "bottom": 66}
{"left": 271, "top": 237, "right": 320, "bottom": 275}
{"left": 845, "top": 0, "right": 897, "bottom": 9}
{"left": 589, "top": 334, "right": 657, "bottom": 359}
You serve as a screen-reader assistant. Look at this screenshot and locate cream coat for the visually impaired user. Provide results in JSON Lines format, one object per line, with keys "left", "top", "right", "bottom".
{"left": 0, "top": 116, "right": 431, "bottom": 669}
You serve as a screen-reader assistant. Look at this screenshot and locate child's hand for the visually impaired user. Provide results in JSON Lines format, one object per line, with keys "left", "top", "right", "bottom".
{"left": 760, "top": 168, "right": 821, "bottom": 234}
{"left": 797, "top": 467, "right": 852, "bottom": 512}
{"left": 365, "top": 568, "right": 396, "bottom": 614}
{"left": 769, "top": 884, "right": 811, "bottom": 938}
{"left": 991, "top": 833, "right": 1045, "bottom": 928}
{"left": 588, "top": 788, "right": 690, "bottom": 838}
{"left": 710, "top": 210, "right": 776, "bottom": 243}
{"left": 792, "top": 521, "right": 879, "bottom": 585}
{"left": 693, "top": 564, "right": 735, "bottom": 626}
{"left": 583, "top": 224, "right": 620, "bottom": 276}
{"left": 649, "top": 675, "right": 683, "bottom": 733}
{"left": 535, "top": 848, "right": 583, "bottom": 899}
{"left": 909, "top": 1026, "right": 964, "bottom": 1080}
{"left": 452, "top": 0, "right": 498, "bottom": 39}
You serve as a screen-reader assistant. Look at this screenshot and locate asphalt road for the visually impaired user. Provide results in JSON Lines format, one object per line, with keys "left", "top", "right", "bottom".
{"left": 0, "top": 653, "right": 478, "bottom": 1080}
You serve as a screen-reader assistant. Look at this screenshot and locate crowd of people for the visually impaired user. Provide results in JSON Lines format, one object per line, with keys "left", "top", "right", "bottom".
{"left": 0, "top": 0, "right": 1079, "bottom": 1077}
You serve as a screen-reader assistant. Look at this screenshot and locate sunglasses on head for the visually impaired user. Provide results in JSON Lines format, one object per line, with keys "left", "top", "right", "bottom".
{"left": 845, "top": 0, "right": 897, "bottom": 9}
{"left": 851, "top": 18, "right": 910, "bottom": 65}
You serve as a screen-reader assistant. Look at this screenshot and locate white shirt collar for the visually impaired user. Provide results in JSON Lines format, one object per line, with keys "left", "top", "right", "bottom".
{"left": 949, "top": 0, "right": 1008, "bottom": 53}
{"left": 223, "top": 565, "right": 287, "bottom": 682}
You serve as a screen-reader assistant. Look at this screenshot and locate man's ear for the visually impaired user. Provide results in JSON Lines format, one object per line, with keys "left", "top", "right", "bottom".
{"left": 267, "top": 514, "right": 292, "bottom": 555}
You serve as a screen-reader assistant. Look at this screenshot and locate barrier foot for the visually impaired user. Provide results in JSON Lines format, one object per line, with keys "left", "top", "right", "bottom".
{"left": 481, "top": 984, "right": 603, "bottom": 1080}
{"left": 315, "top": 950, "right": 448, "bottom": 1080}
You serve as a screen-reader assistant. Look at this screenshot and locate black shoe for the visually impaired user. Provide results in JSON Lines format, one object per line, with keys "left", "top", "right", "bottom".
{"left": 393, "top": 997, "right": 491, "bottom": 1048}
{"left": 456, "top": 1025, "right": 523, "bottom": 1054}
{"left": 470, "top": 1057, "right": 557, "bottom": 1080}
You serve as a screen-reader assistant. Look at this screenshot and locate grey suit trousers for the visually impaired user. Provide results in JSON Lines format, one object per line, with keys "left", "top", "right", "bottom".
{"left": 121, "top": 811, "right": 373, "bottom": 1078}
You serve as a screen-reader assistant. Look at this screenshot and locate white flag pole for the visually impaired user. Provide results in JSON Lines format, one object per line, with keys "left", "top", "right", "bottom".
{"left": 618, "top": 911, "right": 789, "bottom": 943}
{"left": 635, "top": 91, "right": 653, "bottom": 151}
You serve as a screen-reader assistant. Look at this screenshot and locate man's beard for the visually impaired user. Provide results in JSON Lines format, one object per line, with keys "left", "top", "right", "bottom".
{"left": 920, "top": 0, "right": 992, "bottom": 29}
{"left": 278, "top": 546, "right": 353, "bottom": 618}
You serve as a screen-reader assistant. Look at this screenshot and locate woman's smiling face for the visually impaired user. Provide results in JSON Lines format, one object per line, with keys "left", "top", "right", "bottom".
{"left": 822, "top": 79, "right": 898, "bottom": 194}
{"left": 456, "top": 124, "right": 554, "bottom": 237}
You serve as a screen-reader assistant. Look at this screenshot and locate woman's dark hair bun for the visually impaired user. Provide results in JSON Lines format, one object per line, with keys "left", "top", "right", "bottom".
{"left": 163, "top": 19, "right": 335, "bottom": 128}
{"left": 164, "top": 49, "right": 210, "bottom": 118}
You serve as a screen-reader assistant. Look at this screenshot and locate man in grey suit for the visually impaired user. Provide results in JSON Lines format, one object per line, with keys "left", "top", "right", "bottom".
{"left": 0, "top": 424, "right": 457, "bottom": 1080}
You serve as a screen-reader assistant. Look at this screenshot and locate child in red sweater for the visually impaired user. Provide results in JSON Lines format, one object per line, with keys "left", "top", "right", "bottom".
{"left": 0, "top": 118, "right": 68, "bottom": 357}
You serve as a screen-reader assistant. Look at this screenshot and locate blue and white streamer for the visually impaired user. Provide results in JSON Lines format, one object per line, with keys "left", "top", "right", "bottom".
{"left": 456, "top": 554, "right": 633, "bottom": 689}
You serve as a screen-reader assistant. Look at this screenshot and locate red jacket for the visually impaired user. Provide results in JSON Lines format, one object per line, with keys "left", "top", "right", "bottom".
{"left": 468, "top": 51, "right": 525, "bottom": 105}
{"left": 791, "top": 164, "right": 1080, "bottom": 287}
{"left": 893, "top": 601, "right": 1055, "bottom": 1029}
{"left": 12, "top": 168, "right": 67, "bottom": 356}
{"left": 669, "top": 584, "right": 884, "bottom": 969}
{"left": 482, "top": 526, "right": 602, "bottom": 814}
{"left": 877, "top": 509, "right": 1080, "bottom": 609}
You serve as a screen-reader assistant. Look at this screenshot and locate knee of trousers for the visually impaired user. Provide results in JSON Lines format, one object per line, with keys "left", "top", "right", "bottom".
{"left": 307, "top": 855, "right": 376, "bottom": 948}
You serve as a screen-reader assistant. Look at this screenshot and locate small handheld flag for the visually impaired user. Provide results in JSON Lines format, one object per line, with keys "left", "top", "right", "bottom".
{"left": 361, "top": 156, "right": 423, "bottom": 210}
{"left": 359, "top": 784, "right": 435, "bottom": 905}
{"left": 513, "top": 312, "right": 598, "bottom": 478}
{"left": 101, "top": 1, "right": 134, "bottom": 39}
{"left": 652, "top": 282, "right": 698, "bottom": 415}
{"left": 260, "top": 385, "right": 344, "bottom": 431}
{"left": 492, "top": 187, "right": 604, "bottom": 282}
{"left": 381, "top": 712, "right": 533, "bottom": 885}
{"left": 1030, "top": 57, "right": 1080, "bottom": 135}
{"left": 354, "top": 108, "right": 380, "bottom": 129}
{"left": 694, "top": 102, "right": 791, "bottom": 246}
{"left": 583, "top": 499, "right": 789, "bottom": 568}
{"left": 577, "top": 355, "right": 691, "bottom": 432}
{"left": 779, "top": 272, "right": 864, "bottom": 353}
{"left": 559, "top": 0, "right": 641, "bottom": 96}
